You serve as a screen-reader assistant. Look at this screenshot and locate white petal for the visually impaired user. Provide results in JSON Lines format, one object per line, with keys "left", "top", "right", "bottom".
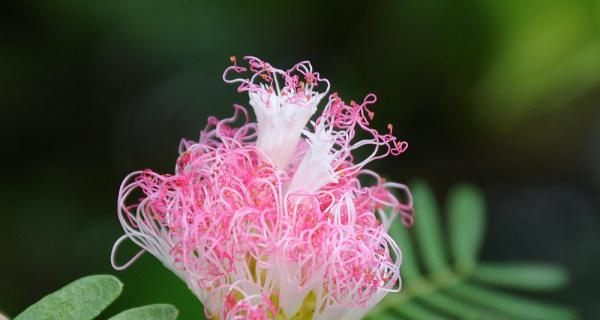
{"left": 289, "top": 121, "right": 338, "bottom": 194}
{"left": 251, "top": 91, "right": 322, "bottom": 170}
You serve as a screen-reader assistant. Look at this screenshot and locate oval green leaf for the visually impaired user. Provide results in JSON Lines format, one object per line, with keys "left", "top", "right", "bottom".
{"left": 394, "top": 300, "right": 448, "bottom": 320}
{"left": 418, "top": 291, "right": 482, "bottom": 320}
{"left": 473, "top": 263, "right": 569, "bottom": 291}
{"left": 450, "top": 282, "right": 576, "bottom": 320}
{"left": 412, "top": 180, "right": 449, "bottom": 278}
{"left": 388, "top": 214, "right": 422, "bottom": 284}
{"left": 108, "top": 304, "right": 178, "bottom": 320}
{"left": 447, "top": 183, "right": 486, "bottom": 274}
{"left": 15, "top": 275, "right": 122, "bottom": 320}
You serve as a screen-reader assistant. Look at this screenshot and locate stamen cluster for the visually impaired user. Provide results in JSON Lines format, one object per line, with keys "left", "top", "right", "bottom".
{"left": 113, "top": 56, "right": 413, "bottom": 320}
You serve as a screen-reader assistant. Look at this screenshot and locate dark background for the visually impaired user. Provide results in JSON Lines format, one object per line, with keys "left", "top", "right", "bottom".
{"left": 1, "top": 0, "right": 599, "bottom": 319}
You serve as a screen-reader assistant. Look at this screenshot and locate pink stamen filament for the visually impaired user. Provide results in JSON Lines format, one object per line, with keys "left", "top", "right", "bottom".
{"left": 113, "top": 57, "right": 412, "bottom": 320}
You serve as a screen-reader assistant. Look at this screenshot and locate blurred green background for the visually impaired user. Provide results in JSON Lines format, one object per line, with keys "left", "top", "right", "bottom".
{"left": 1, "top": 0, "right": 599, "bottom": 319}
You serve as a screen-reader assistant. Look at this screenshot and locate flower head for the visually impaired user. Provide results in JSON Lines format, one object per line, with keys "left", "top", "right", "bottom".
{"left": 112, "top": 56, "right": 413, "bottom": 320}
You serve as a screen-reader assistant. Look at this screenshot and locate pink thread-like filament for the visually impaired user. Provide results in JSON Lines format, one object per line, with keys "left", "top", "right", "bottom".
{"left": 114, "top": 56, "right": 413, "bottom": 320}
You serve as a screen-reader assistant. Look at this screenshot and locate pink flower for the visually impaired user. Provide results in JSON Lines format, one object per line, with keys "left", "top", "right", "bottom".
{"left": 112, "top": 56, "right": 413, "bottom": 320}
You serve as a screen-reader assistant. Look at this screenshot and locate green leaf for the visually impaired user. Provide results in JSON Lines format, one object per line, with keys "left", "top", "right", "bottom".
{"left": 367, "top": 180, "right": 576, "bottom": 319}
{"left": 473, "top": 263, "right": 569, "bottom": 291}
{"left": 449, "top": 282, "right": 576, "bottom": 320}
{"left": 418, "top": 291, "right": 481, "bottom": 320}
{"left": 393, "top": 300, "right": 448, "bottom": 320}
{"left": 389, "top": 217, "right": 422, "bottom": 283}
{"left": 108, "top": 304, "right": 178, "bottom": 320}
{"left": 447, "top": 184, "right": 486, "bottom": 274}
{"left": 364, "top": 312, "right": 403, "bottom": 320}
{"left": 411, "top": 180, "right": 449, "bottom": 278}
{"left": 375, "top": 313, "right": 404, "bottom": 320}
{"left": 15, "top": 275, "right": 122, "bottom": 320}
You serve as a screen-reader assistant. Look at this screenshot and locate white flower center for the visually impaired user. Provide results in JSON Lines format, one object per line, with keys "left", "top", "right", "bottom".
{"left": 288, "top": 121, "right": 339, "bottom": 194}
{"left": 250, "top": 87, "right": 323, "bottom": 170}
